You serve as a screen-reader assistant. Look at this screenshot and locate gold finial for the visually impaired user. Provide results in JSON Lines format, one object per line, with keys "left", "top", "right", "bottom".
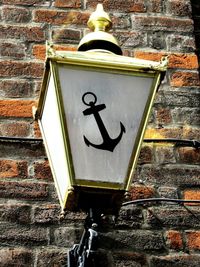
{"left": 78, "top": 4, "right": 122, "bottom": 55}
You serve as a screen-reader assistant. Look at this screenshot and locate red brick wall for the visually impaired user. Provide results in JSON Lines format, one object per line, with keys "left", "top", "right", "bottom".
{"left": 0, "top": 0, "right": 200, "bottom": 266}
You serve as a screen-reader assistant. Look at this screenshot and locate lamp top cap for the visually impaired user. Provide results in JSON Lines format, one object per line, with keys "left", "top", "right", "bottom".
{"left": 78, "top": 4, "right": 122, "bottom": 55}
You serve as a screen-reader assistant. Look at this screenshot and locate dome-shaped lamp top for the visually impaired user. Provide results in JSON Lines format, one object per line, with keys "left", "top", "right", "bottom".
{"left": 78, "top": 4, "right": 122, "bottom": 55}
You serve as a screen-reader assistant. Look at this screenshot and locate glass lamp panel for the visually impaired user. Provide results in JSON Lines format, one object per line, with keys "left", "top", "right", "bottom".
{"left": 40, "top": 73, "right": 71, "bottom": 207}
{"left": 58, "top": 65, "right": 154, "bottom": 186}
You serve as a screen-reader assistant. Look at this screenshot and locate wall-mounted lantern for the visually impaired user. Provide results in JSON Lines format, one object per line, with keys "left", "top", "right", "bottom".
{"left": 34, "top": 4, "right": 167, "bottom": 216}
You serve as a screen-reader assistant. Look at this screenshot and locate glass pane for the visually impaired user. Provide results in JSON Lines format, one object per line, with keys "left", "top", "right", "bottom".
{"left": 41, "top": 74, "right": 70, "bottom": 204}
{"left": 58, "top": 66, "right": 154, "bottom": 184}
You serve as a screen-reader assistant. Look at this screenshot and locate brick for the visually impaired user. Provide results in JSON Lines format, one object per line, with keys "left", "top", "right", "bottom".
{"left": 150, "top": 254, "right": 200, "bottom": 267}
{"left": 115, "top": 31, "right": 147, "bottom": 48}
{"left": 117, "top": 207, "right": 143, "bottom": 228}
{"left": 178, "top": 147, "right": 200, "bottom": 164}
{"left": 53, "top": 226, "right": 82, "bottom": 247}
{"left": 0, "top": 141, "right": 46, "bottom": 159}
{"left": 138, "top": 145, "right": 152, "bottom": 164}
{"left": 110, "top": 14, "right": 131, "bottom": 29}
{"left": 2, "top": 0, "right": 44, "bottom": 5}
{"left": 0, "top": 121, "right": 31, "bottom": 137}
{"left": 184, "top": 190, "right": 200, "bottom": 206}
{"left": 34, "top": 161, "right": 53, "bottom": 180}
{"left": 0, "top": 159, "right": 28, "bottom": 178}
{"left": 155, "top": 147, "right": 176, "bottom": 164}
{"left": 139, "top": 165, "right": 200, "bottom": 187}
{"left": 0, "top": 80, "right": 34, "bottom": 98}
{"left": 167, "top": 0, "right": 192, "bottom": 17}
{"left": 0, "top": 248, "right": 33, "bottom": 267}
{"left": 147, "top": 207, "right": 200, "bottom": 228}
{"left": 132, "top": 15, "right": 193, "bottom": 32}
{"left": 166, "top": 230, "right": 183, "bottom": 250}
{"left": 0, "top": 25, "right": 46, "bottom": 42}
{"left": 33, "top": 204, "right": 60, "bottom": 224}
{"left": 155, "top": 108, "right": 172, "bottom": 124}
{"left": 54, "top": 0, "right": 81, "bottom": 8}
{"left": 52, "top": 28, "right": 81, "bottom": 43}
{"left": 101, "top": 230, "right": 165, "bottom": 251}
{"left": 0, "top": 100, "right": 36, "bottom": 118}
{"left": 0, "top": 42, "right": 26, "bottom": 59}
{"left": 113, "top": 252, "right": 147, "bottom": 267}
{"left": 87, "top": 0, "right": 146, "bottom": 13}
{"left": 167, "top": 35, "right": 196, "bottom": 53}
{"left": 0, "top": 204, "right": 31, "bottom": 224}
{"left": 171, "top": 107, "right": 200, "bottom": 126}
{"left": 34, "top": 10, "right": 90, "bottom": 26}
{"left": 148, "top": 31, "right": 166, "bottom": 50}
{"left": 147, "top": 0, "right": 163, "bottom": 13}
{"left": 36, "top": 249, "right": 67, "bottom": 267}
{"left": 162, "top": 91, "right": 200, "bottom": 108}
{"left": 2, "top": 6, "right": 31, "bottom": 23}
{"left": 130, "top": 185, "right": 155, "bottom": 200}
{"left": 0, "top": 181, "right": 48, "bottom": 200}
{"left": 0, "top": 224, "right": 49, "bottom": 246}
{"left": 170, "top": 71, "right": 200, "bottom": 87}
{"left": 33, "top": 121, "right": 42, "bottom": 137}
{"left": 187, "top": 231, "right": 200, "bottom": 250}
{"left": 0, "top": 61, "right": 44, "bottom": 78}
{"left": 32, "top": 44, "right": 76, "bottom": 60}
{"left": 134, "top": 51, "right": 198, "bottom": 69}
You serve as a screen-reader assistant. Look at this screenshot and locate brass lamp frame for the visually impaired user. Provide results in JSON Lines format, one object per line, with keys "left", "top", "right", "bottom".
{"left": 35, "top": 48, "right": 167, "bottom": 213}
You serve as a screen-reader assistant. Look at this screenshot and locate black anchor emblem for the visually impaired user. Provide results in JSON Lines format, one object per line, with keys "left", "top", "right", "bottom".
{"left": 82, "top": 92, "right": 126, "bottom": 152}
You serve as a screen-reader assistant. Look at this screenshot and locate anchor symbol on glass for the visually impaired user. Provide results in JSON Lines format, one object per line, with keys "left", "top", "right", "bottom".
{"left": 82, "top": 92, "right": 126, "bottom": 152}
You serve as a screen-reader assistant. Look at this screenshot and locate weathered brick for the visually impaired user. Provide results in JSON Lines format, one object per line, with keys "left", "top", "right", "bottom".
{"left": 33, "top": 204, "right": 60, "bottom": 224}
{"left": 167, "top": 35, "right": 196, "bottom": 53}
{"left": 171, "top": 107, "right": 200, "bottom": 126}
{"left": 0, "top": 204, "right": 31, "bottom": 224}
{"left": 186, "top": 231, "right": 200, "bottom": 250}
{"left": 132, "top": 15, "right": 193, "bottom": 32}
{"left": 155, "top": 108, "right": 172, "bottom": 124}
{"left": 130, "top": 185, "right": 155, "bottom": 200}
{"left": 155, "top": 147, "right": 176, "bottom": 164}
{"left": 87, "top": 0, "right": 146, "bottom": 13}
{"left": 52, "top": 28, "right": 81, "bottom": 43}
{"left": 138, "top": 145, "right": 153, "bottom": 164}
{"left": 2, "top": 0, "right": 44, "bottom": 5}
{"left": 116, "top": 206, "right": 143, "bottom": 228}
{"left": 33, "top": 121, "right": 42, "bottom": 138}
{"left": 32, "top": 44, "right": 76, "bottom": 60}
{"left": 2, "top": 6, "right": 31, "bottom": 23}
{"left": 0, "top": 42, "right": 26, "bottom": 59}
{"left": 0, "top": 25, "right": 46, "bottom": 42}
{"left": 167, "top": 0, "right": 192, "bottom": 17}
{"left": 0, "top": 61, "right": 44, "bottom": 78}
{"left": 0, "top": 141, "right": 45, "bottom": 159}
{"left": 34, "top": 160, "right": 53, "bottom": 180}
{"left": 0, "top": 159, "right": 28, "bottom": 178}
{"left": 150, "top": 254, "right": 200, "bottom": 267}
{"left": 113, "top": 252, "right": 147, "bottom": 267}
{"left": 0, "top": 223, "right": 49, "bottom": 246}
{"left": 54, "top": 0, "right": 81, "bottom": 8}
{"left": 0, "top": 80, "right": 34, "bottom": 98}
{"left": 110, "top": 14, "right": 131, "bottom": 29}
{"left": 0, "top": 121, "right": 31, "bottom": 137}
{"left": 139, "top": 165, "right": 200, "bottom": 187}
{"left": 0, "top": 100, "right": 36, "bottom": 118}
{"left": 53, "top": 227, "right": 82, "bottom": 247}
{"left": 115, "top": 31, "right": 147, "bottom": 48}
{"left": 0, "top": 181, "right": 48, "bottom": 200}
{"left": 178, "top": 147, "right": 200, "bottom": 164}
{"left": 147, "top": 0, "right": 163, "bottom": 13}
{"left": 0, "top": 248, "right": 33, "bottom": 267}
{"left": 36, "top": 249, "right": 67, "bottom": 267}
{"left": 166, "top": 230, "right": 183, "bottom": 250}
{"left": 184, "top": 190, "right": 200, "bottom": 206}
{"left": 134, "top": 51, "right": 198, "bottom": 69}
{"left": 34, "top": 10, "right": 90, "bottom": 26}
{"left": 100, "top": 230, "right": 165, "bottom": 251}
{"left": 146, "top": 207, "right": 200, "bottom": 228}
{"left": 170, "top": 71, "right": 200, "bottom": 87}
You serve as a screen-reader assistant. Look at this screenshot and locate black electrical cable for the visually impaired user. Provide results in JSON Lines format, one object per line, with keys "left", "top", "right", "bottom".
{"left": 0, "top": 136, "right": 199, "bottom": 148}
{"left": 123, "top": 198, "right": 200, "bottom": 207}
